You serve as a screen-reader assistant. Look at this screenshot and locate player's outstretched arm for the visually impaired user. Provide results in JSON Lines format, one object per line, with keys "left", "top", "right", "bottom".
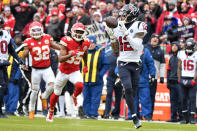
{"left": 177, "top": 59, "right": 182, "bottom": 81}
{"left": 50, "top": 39, "right": 60, "bottom": 50}
{"left": 111, "top": 41, "right": 119, "bottom": 56}
{"left": 82, "top": 51, "right": 88, "bottom": 66}
{"left": 193, "top": 62, "right": 197, "bottom": 81}
{"left": 21, "top": 45, "right": 29, "bottom": 60}
{"left": 58, "top": 45, "right": 72, "bottom": 63}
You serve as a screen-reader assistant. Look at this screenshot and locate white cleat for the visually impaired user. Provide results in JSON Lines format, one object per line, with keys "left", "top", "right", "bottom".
{"left": 46, "top": 111, "right": 54, "bottom": 122}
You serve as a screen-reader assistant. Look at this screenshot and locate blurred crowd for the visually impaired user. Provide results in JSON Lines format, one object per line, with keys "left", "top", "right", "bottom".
{"left": 0, "top": 0, "right": 197, "bottom": 123}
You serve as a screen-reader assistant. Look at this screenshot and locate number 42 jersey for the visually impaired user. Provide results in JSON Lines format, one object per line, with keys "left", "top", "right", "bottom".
{"left": 177, "top": 50, "right": 197, "bottom": 77}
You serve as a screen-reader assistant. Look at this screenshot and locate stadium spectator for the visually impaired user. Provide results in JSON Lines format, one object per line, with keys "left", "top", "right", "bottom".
{"left": 37, "top": 4, "right": 47, "bottom": 24}
{"left": 45, "top": 8, "right": 65, "bottom": 27}
{"left": 156, "top": 0, "right": 182, "bottom": 35}
{"left": 142, "top": 3, "right": 157, "bottom": 44}
{"left": 103, "top": 1, "right": 114, "bottom": 19}
{"left": 21, "top": 13, "right": 42, "bottom": 38}
{"left": 160, "top": 16, "right": 179, "bottom": 43}
{"left": 46, "top": 10, "right": 64, "bottom": 42}
{"left": 82, "top": 35, "right": 109, "bottom": 119}
{"left": 3, "top": 6, "right": 15, "bottom": 37}
{"left": 148, "top": 0, "right": 162, "bottom": 19}
{"left": 98, "top": 1, "right": 107, "bottom": 16}
{"left": 69, "top": 4, "right": 91, "bottom": 32}
{"left": 10, "top": 1, "right": 37, "bottom": 34}
{"left": 167, "top": 41, "right": 183, "bottom": 122}
{"left": 179, "top": 38, "right": 185, "bottom": 50}
{"left": 146, "top": 34, "right": 166, "bottom": 118}
{"left": 178, "top": 17, "right": 196, "bottom": 40}
{"left": 92, "top": 11, "right": 102, "bottom": 23}
{"left": 61, "top": 8, "right": 74, "bottom": 36}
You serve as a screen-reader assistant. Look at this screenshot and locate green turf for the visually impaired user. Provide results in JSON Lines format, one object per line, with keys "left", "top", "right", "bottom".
{"left": 0, "top": 116, "right": 196, "bottom": 131}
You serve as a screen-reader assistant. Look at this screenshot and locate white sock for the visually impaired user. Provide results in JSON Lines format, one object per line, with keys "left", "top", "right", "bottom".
{"left": 42, "top": 86, "right": 54, "bottom": 99}
{"left": 29, "top": 90, "right": 38, "bottom": 111}
{"left": 59, "top": 95, "right": 65, "bottom": 116}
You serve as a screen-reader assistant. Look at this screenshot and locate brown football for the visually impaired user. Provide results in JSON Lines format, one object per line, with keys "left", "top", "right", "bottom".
{"left": 105, "top": 16, "right": 118, "bottom": 28}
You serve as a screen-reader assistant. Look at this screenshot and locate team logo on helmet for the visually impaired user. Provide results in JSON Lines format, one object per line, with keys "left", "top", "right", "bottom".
{"left": 83, "top": 46, "right": 87, "bottom": 51}
{"left": 45, "top": 40, "right": 49, "bottom": 44}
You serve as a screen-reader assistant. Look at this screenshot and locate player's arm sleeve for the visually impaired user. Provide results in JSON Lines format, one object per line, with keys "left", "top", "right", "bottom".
{"left": 8, "top": 39, "right": 20, "bottom": 62}
{"left": 126, "top": 22, "right": 147, "bottom": 51}
{"left": 50, "top": 37, "right": 60, "bottom": 50}
{"left": 145, "top": 49, "right": 156, "bottom": 77}
{"left": 159, "top": 51, "right": 166, "bottom": 78}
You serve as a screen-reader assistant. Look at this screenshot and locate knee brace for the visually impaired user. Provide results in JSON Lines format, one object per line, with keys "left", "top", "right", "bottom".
{"left": 73, "top": 82, "right": 83, "bottom": 97}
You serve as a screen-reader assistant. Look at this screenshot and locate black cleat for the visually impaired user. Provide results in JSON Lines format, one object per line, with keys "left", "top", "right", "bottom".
{"left": 103, "top": 115, "right": 109, "bottom": 119}
{"left": 133, "top": 116, "right": 142, "bottom": 129}
{"left": 180, "top": 119, "right": 189, "bottom": 124}
{"left": 78, "top": 106, "right": 86, "bottom": 119}
{"left": 190, "top": 114, "right": 196, "bottom": 124}
{"left": 0, "top": 113, "right": 8, "bottom": 118}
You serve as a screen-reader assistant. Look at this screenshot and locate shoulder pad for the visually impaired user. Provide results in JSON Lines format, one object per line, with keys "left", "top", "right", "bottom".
{"left": 60, "top": 36, "right": 73, "bottom": 46}
{"left": 137, "top": 21, "right": 147, "bottom": 33}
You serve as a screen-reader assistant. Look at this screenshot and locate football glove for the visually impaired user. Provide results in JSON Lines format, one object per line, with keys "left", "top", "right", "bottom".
{"left": 70, "top": 50, "right": 79, "bottom": 56}
{"left": 83, "top": 66, "right": 88, "bottom": 74}
{"left": 119, "top": 21, "right": 129, "bottom": 36}
{"left": 0, "top": 59, "right": 10, "bottom": 66}
{"left": 149, "top": 76, "right": 155, "bottom": 83}
{"left": 105, "top": 25, "right": 116, "bottom": 41}
{"left": 160, "top": 77, "right": 164, "bottom": 83}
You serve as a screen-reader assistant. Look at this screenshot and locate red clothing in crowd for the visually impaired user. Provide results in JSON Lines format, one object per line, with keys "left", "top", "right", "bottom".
{"left": 45, "top": 12, "right": 65, "bottom": 27}
{"left": 3, "top": 14, "right": 15, "bottom": 37}
{"left": 156, "top": 10, "right": 182, "bottom": 35}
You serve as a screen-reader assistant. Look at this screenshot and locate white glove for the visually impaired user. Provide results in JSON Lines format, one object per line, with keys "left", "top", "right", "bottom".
{"left": 105, "top": 25, "right": 116, "bottom": 40}
{"left": 119, "top": 21, "right": 129, "bottom": 36}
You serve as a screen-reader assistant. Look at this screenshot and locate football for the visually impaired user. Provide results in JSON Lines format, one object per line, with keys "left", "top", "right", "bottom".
{"left": 104, "top": 16, "right": 118, "bottom": 28}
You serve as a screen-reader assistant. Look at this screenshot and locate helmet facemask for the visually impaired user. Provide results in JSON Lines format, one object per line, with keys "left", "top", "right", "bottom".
{"left": 185, "top": 42, "right": 195, "bottom": 54}
{"left": 30, "top": 26, "right": 43, "bottom": 39}
{"left": 71, "top": 29, "right": 86, "bottom": 42}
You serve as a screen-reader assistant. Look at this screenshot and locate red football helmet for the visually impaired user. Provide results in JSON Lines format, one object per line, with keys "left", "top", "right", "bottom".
{"left": 29, "top": 22, "right": 43, "bottom": 39}
{"left": 71, "top": 23, "right": 86, "bottom": 42}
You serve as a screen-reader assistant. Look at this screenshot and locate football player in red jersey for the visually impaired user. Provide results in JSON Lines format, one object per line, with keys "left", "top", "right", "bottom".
{"left": 46, "top": 23, "right": 91, "bottom": 122}
{"left": 21, "top": 22, "right": 60, "bottom": 120}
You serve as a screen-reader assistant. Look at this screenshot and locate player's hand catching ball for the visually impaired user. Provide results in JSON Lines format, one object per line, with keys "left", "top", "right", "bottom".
{"left": 119, "top": 21, "right": 129, "bottom": 36}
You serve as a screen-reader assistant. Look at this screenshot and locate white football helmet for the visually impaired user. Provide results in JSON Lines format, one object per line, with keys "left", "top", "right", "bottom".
{"left": 29, "top": 22, "right": 43, "bottom": 39}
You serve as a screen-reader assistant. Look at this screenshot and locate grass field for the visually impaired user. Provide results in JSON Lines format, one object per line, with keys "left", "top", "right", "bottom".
{"left": 0, "top": 116, "right": 196, "bottom": 131}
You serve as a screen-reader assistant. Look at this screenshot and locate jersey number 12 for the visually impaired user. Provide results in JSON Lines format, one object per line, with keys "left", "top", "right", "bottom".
{"left": 119, "top": 36, "right": 134, "bottom": 51}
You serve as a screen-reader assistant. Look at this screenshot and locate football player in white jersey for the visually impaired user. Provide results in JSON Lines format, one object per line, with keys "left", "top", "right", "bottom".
{"left": 0, "top": 17, "right": 23, "bottom": 118}
{"left": 177, "top": 38, "right": 197, "bottom": 124}
{"left": 105, "top": 4, "right": 147, "bottom": 129}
